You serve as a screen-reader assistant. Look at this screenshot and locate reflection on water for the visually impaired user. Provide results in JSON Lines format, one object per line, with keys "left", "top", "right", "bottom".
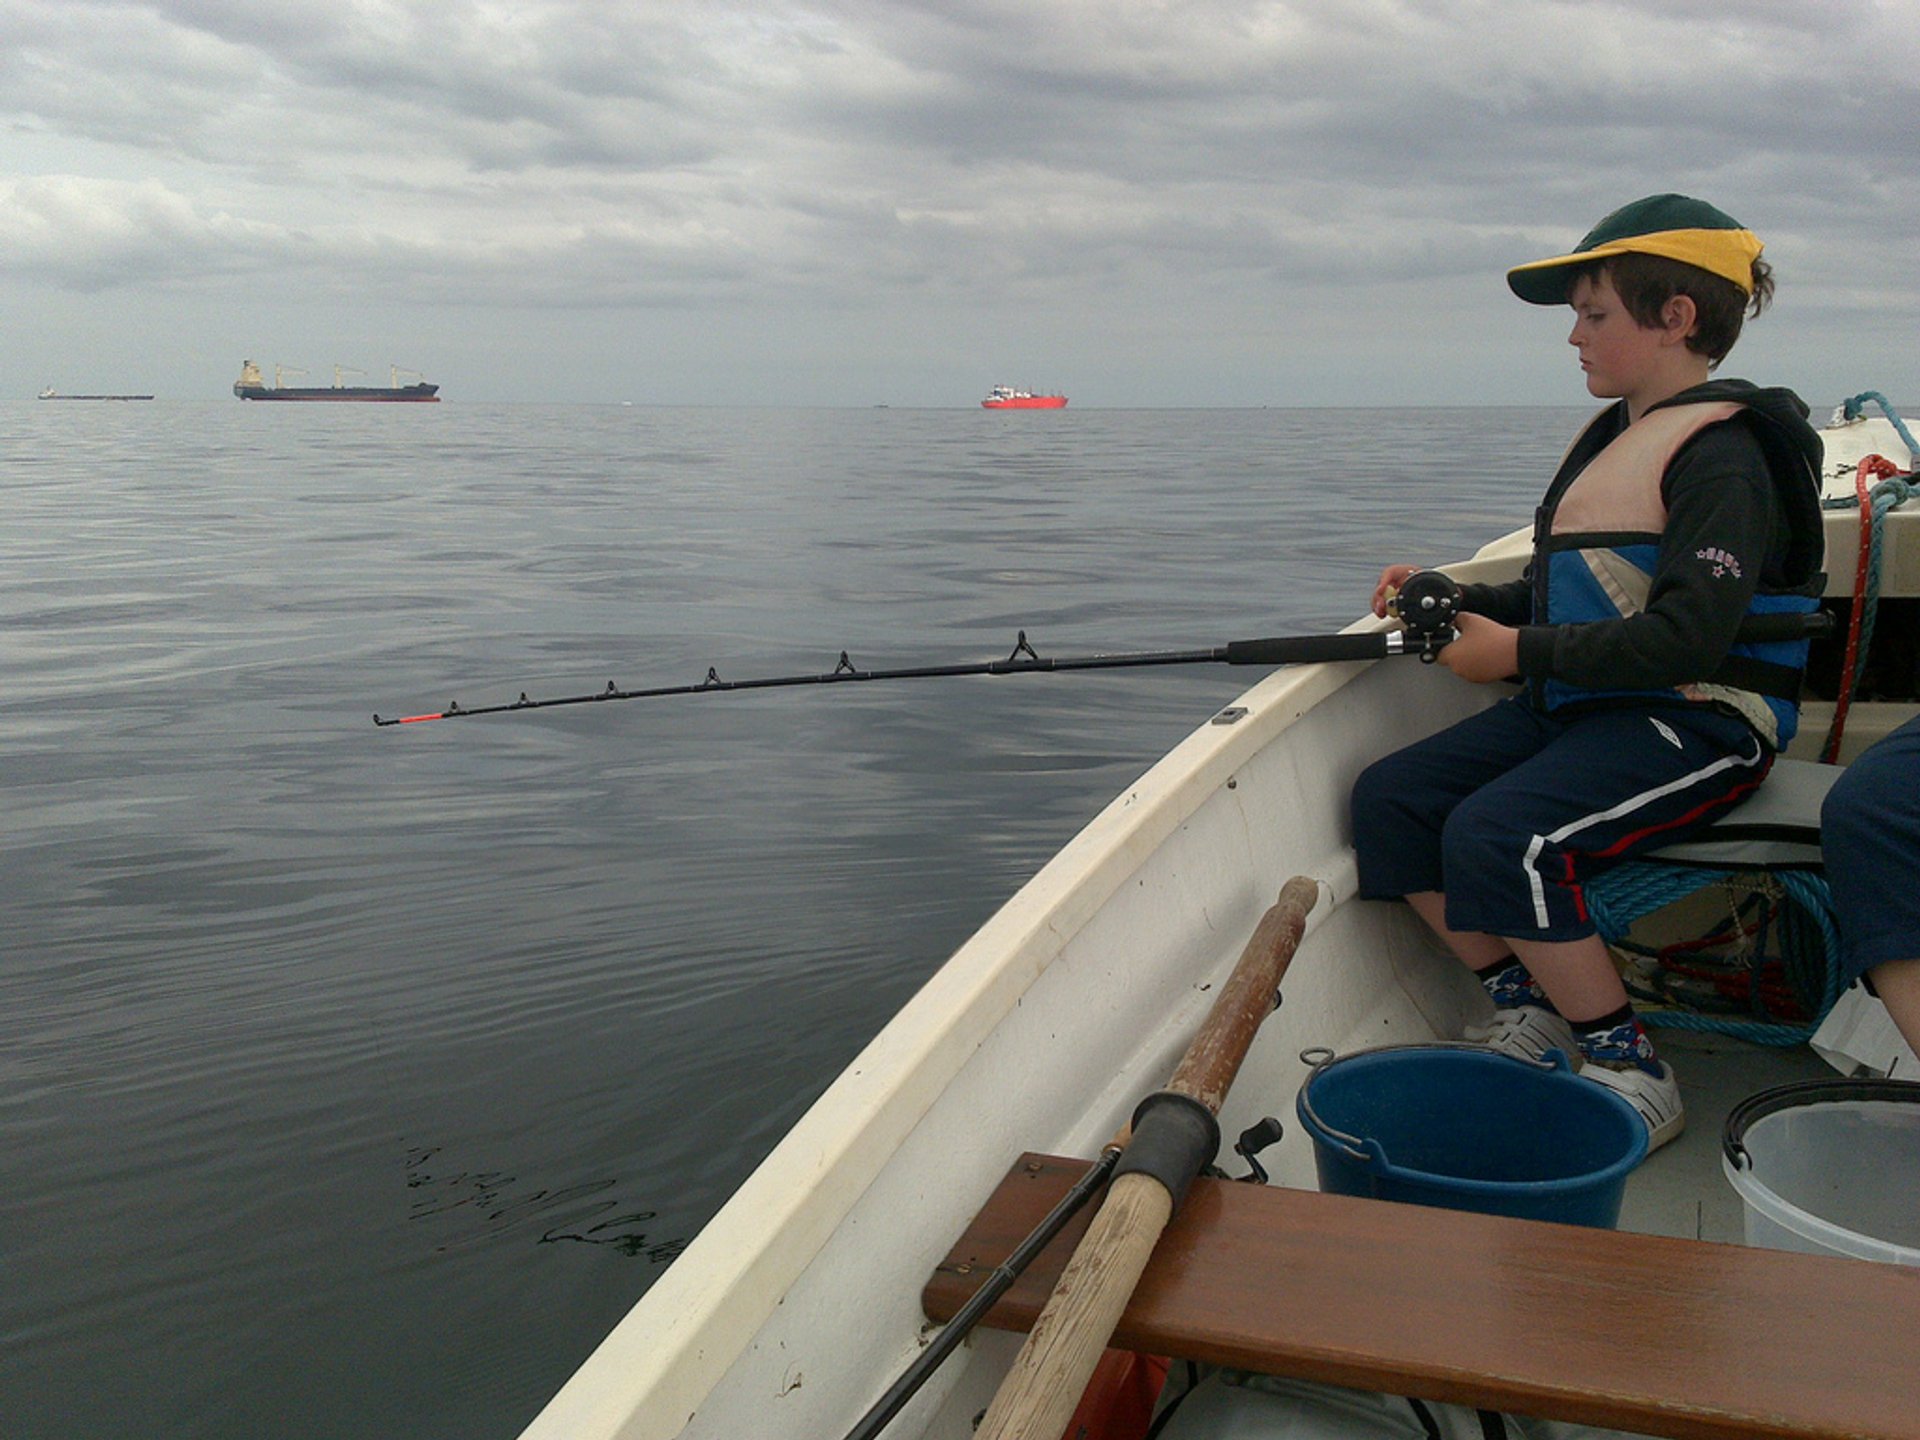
{"left": 0, "top": 400, "right": 1580, "bottom": 1438}
{"left": 404, "top": 1147, "right": 689, "bottom": 1263}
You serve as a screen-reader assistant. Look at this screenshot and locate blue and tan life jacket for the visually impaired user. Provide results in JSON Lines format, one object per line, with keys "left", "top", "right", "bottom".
{"left": 1530, "top": 400, "right": 1823, "bottom": 749}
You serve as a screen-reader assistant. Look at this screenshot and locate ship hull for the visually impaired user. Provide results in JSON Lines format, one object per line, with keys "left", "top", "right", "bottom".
{"left": 981, "top": 395, "right": 1067, "bottom": 409}
{"left": 234, "top": 385, "right": 440, "bottom": 402}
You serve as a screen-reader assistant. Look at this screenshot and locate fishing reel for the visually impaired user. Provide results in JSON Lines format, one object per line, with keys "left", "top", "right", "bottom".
{"left": 1386, "top": 569, "right": 1463, "bottom": 662}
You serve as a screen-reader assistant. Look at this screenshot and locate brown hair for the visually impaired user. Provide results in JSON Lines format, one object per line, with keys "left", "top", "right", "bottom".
{"left": 1574, "top": 251, "right": 1773, "bottom": 366}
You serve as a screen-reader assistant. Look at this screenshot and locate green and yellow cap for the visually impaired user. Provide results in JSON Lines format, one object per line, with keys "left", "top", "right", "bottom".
{"left": 1506, "top": 193, "right": 1763, "bottom": 305}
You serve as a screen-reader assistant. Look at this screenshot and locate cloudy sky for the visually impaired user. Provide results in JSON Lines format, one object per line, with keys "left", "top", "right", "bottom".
{"left": 5, "top": 0, "right": 1917, "bottom": 407}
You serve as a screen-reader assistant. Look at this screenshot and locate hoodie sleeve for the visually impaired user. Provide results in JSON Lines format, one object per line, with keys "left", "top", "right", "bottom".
{"left": 1512, "top": 421, "right": 1777, "bottom": 688}
{"left": 1457, "top": 574, "right": 1533, "bottom": 626}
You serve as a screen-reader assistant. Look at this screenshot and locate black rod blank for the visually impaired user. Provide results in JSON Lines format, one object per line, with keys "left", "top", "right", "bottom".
{"left": 370, "top": 571, "right": 1829, "bottom": 728}
{"left": 373, "top": 627, "right": 1419, "bottom": 726}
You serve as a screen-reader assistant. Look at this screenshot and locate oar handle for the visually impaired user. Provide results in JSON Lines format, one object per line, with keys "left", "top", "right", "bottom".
{"left": 972, "top": 1173, "right": 1172, "bottom": 1440}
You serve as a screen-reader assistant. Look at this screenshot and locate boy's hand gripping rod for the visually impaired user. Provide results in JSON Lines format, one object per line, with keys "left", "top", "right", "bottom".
{"left": 371, "top": 571, "right": 1830, "bottom": 727}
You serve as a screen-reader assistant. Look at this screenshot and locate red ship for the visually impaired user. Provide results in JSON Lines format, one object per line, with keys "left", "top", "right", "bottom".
{"left": 981, "top": 385, "right": 1067, "bottom": 409}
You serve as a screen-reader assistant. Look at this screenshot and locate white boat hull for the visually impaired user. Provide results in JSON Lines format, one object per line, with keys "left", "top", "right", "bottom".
{"left": 521, "top": 559, "right": 1523, "bottom": 1440}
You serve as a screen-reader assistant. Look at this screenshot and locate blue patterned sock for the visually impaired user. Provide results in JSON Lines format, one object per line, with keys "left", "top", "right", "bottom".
{"left": 1473, "top": 958, "right": 1554, "bottom": 1013}
{"left": 1577, "top": 1013, "right": 1661, "bottom": 1076}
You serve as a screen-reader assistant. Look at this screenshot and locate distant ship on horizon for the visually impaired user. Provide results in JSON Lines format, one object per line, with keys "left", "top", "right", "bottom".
{"left": 233, "top": 360, "right": 440, "bottom": 402}
{"left": 981, "top": 384, "right": 1067, "bottom": 410}
{"left": 40, "top": 387, "right": 153, "bottom": 401}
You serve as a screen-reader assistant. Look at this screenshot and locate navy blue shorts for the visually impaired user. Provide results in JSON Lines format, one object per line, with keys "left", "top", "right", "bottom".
{"left": 1822, "top": 713, "right": 1920, "bottom": 982}
{"left": 1351, "top": 696, "right": 1772, "bottom": 942}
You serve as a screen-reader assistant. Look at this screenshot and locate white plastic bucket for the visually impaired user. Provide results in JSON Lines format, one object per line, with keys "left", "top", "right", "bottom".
{"left": 1722, "top": 1078, "right": 1920, "bottom": 1265}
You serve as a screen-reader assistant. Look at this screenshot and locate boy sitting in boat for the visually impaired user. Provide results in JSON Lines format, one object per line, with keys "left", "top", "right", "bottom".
{"left": 1350, "top": 194, "right": 1825, "bottom": 1151}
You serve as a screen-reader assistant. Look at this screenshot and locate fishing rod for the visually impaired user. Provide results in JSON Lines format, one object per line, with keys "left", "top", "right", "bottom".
{"left": 373, "top": 572, "right": 1468, "bottom": 726}
{"left": 371, "top": 572, "right": 1833, "bottom": 727}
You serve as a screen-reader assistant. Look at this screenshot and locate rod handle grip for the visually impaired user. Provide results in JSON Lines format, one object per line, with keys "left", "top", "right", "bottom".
{"left": 1224, "top": 633, "right": 1392, "bottom": 666}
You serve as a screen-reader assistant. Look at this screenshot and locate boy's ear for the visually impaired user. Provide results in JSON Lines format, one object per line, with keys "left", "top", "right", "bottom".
{"left": 1661, "top": 293, "right": 1699, "bottom": 343}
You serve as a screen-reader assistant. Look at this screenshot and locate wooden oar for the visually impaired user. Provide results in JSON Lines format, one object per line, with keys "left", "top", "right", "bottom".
{"left": 974, "top": 874, "right": 1322, "bottom": 1440}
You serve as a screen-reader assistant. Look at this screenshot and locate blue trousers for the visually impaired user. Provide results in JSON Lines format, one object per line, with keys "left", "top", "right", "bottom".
{"left": 1352, "top": 696, "right": 1771, "bottom": 942}
{"left": 1822, "top": 713, "right": 1920, "bottom": 983}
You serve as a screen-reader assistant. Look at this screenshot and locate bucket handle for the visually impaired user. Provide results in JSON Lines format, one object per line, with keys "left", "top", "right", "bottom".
{"left": 1722, "top": 1076, "right": 1920, "bottom": 1171}
{"left": 1294, "top": 1046, "right": 1370, "bottom": 1158}
{"left": 1295, "top": 1043, "right": 1567, "bottom": 1164}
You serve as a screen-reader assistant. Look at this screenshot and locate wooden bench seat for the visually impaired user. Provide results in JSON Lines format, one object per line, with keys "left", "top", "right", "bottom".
{"left": 924, "top": 1154, "right": 1920, "bottom": 1440}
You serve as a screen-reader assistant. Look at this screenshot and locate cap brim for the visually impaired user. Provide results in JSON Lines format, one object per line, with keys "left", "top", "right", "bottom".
{"left": 1508, "top": 260, "right": 1578, "bottom": 304}
{"left": 1506, "top": 227, "right": 1763, "bottom": 306}
{"left": 1506, "top": 245, "right": 1631, "bottom": 305}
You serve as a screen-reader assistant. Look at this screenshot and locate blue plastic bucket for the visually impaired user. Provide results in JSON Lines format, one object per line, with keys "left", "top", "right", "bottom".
{"left": 1295, "top": 1044, "right": 1648, "bottom": 1229}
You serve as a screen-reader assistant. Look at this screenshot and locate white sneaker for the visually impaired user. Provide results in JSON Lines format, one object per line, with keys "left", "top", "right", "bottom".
{"left": 1584, "top": 1059, "right": 1686, "bottom": 1154}
{"left": 1463, "top": 1006, "right": 1579, "bottom": 1065}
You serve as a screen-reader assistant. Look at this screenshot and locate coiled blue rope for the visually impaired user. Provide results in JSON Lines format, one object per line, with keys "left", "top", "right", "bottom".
{"left": 1585, "top": 863, "right": 1842, "bottom": 1044}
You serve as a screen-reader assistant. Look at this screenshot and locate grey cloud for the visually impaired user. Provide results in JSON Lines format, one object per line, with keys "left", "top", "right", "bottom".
{"left": 1, "top": 0, "right": 1917, "bottom": 403}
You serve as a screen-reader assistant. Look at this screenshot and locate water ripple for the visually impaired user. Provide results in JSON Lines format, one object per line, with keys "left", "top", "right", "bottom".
{"left": 0, "top": 400, "right": 1583, "bottom": 1440}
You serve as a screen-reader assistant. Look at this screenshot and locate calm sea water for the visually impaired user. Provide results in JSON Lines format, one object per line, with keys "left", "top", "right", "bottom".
{"left": 2, "top": 401, "right": 1580, "bottom": 1438}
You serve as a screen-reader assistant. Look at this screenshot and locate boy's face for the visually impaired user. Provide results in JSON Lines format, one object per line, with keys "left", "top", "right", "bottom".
{"left": 1566, "top": 271, "right": 1682, "bottom": 408}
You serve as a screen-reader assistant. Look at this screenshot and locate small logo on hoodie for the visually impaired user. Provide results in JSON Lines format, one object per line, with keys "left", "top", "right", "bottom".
{"left": 1651, "top": 717, "right": 1684, "bottom": 750}
{"left": 1697, "top": 546, "right": 1743, "bottom": 580}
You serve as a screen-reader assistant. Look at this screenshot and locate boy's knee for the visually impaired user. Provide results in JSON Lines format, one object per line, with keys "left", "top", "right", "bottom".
{"left": 1351, "top": 746, "right": 1444, "bottom": 818}
{"left": 1440, "top": 791, "right": 1529, "bottom": 871}
{"left": 1350, "top": 751, "right": 1439, "bottom": 854}
{"left": 1350, "top": 761, "right": 1397, "bottom": 862}
{"left": 1350, "top": 754, "right": 1398, "bottom": 817}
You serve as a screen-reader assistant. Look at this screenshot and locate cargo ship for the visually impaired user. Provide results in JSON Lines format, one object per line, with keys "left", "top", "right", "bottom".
{"left": 39, "top": 388, "right": 153, "bottom": 400}
{"left": 981, "top": 384, "right": 1067, "bottom": 409}
{"left": 233, "top": 361, "right": 439, "bottom": 402}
